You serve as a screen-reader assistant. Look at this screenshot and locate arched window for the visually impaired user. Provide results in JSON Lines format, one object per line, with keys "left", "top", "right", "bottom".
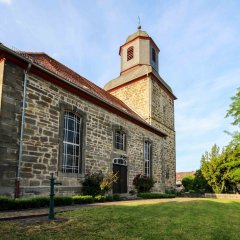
{"left": 152, "top": 48, "right": 156, "bottom": 62}
{"left": 144, "top": 141, "right": 152, "bottom": 177}
{"left": 62, "top": 111, "right": 82, "bottom": 173}
{"left": 127, "top": 46, "right": 134, "bottom": 61}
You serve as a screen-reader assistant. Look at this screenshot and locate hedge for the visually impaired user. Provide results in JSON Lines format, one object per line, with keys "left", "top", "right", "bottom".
{"left": 137, "top": 193, "right": 176, "bottom": 199}
{"left": 0, "top": 194, "right": 123, "bottom": 211}
{"left": 0, "top": 196, "right": 72, "bottom": 211}
{"left": 72, "top": 195, "right": 94, "bottom": 204}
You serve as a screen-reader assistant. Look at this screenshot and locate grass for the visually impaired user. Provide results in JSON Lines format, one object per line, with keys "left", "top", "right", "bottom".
{"left": 0, "top": 199, "right": 240, "bottom": 240}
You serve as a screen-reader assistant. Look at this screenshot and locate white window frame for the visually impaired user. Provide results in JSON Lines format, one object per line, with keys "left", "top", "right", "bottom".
{"left": 115, "top": 130, "right": 126, "bottom": 151}
{"left": 144, "top": 141, "right": 151, "bottom": 177}
{"left": 62, "top": 111, "right": 82, "bottom": 174}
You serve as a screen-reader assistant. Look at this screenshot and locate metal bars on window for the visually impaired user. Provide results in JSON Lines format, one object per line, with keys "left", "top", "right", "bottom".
{"left": 62, "top": 111, "right": 82, "bottom": 173}
{"left": 144, "top": 141, "right": 151, "bottom": 177}
{"left": 115, "top": 130, "right": 126, "bottom": 151}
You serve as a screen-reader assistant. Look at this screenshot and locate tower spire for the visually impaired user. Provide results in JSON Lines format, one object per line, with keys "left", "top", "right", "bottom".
{"left": 138, "top": 16, "right": 141, "bottom": 30}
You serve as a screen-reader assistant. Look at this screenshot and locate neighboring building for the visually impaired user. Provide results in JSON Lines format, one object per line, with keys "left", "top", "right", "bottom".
{"left": 0, "top": 27, "right": 176, "bottom": 197}
{"left": 176, "top": 171, "right": 195, "bottom": 190}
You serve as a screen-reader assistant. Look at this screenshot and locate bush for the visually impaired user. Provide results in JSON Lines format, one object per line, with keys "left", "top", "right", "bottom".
{"left": 112, "top": 194, "right": 121, "bottom": 201}
{"left": 105, "top": 195, "right": 113, "bottom": 202}
{"left": 72, "top": 195, "right": 94, "bottom": 204}
{"left": 100, "top": 172, "right": 118, "bottom": 193}
{"left": 165, "top": 188, "right": 176, "bottom": 194}
{"left": 81, "top": 171, "right": 104, "bottom": 196}
{"left": 94, "top": 195, "right": 106, "bottom": 202}
{"left": 0, "top": 196, "right": 15, "bottom": 211}
{"left": 137, "top": 193, "right": 176, "bottom": 199}
{"left": 54, "top": 196, "right": 73, "bottom": 206}
{"left": 133, "top": 174, "right": 155, "bottom": 193}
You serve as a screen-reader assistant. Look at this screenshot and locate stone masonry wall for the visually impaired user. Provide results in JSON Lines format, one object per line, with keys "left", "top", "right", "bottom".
{"left": 109, "top": 77, "right": 150, "bottom": 122}
{"left": 0, "top": 60, "right": 23, "bottom": 196}
{"left": 150, "top": 78, "right": 176, "bottom": 188}
{"left": 17, "top": 71, "right": 168, "bottom": 196}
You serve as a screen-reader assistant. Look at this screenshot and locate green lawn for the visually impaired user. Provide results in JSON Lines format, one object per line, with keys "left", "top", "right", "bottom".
{"left": 1, "top": 199, "right": 240, "bottom": 240}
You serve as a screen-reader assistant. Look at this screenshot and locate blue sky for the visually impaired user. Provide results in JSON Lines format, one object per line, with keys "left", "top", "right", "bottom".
{"left": 1, "top": 0, "right": 239, "bottom": 172}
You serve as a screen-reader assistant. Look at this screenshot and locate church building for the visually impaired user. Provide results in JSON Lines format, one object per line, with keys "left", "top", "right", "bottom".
{"left": 0, "top": 27, "right": 176, "bottom": 197}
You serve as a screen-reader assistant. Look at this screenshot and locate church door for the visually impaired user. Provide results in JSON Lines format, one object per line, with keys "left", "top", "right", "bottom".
{"left": 112, "top": 158, "right": 127, "bottom": 194}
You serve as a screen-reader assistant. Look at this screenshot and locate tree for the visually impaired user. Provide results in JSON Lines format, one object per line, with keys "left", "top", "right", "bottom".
{"left": 226, "top": 87, "right": 240, "bottom": 126}
{"left": 182, "top": 175, "right": 195, "bottom": 192}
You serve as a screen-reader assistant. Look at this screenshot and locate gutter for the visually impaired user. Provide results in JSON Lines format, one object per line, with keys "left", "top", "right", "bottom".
{"left": 15, "top": 61, "right": 32, "bottom": 198}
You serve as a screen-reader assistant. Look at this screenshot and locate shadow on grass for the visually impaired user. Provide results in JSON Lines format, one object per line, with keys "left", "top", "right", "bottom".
{"left": 1, "top": 199, "right": 240, "bottom": 240}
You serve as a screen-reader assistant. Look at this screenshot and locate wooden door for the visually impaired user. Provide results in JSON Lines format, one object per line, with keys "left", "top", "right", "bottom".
{"left": 113, "top": 164, "right": 127, "bottom": 194}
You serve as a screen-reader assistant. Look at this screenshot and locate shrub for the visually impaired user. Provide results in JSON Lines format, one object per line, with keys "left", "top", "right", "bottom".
{"left": 81, "top": 171, "right": 104, "bottom": 196}
{"left": 165, "top": 188, "right": 176, "bottom": 194}
{"left": 137, "top": 193, "right": 176, "bottom": 199}
{"left": 94, "top": 195, "right": 106, "bottom": 202}
{"left": 100, "top": 172, "right": 118, "bottom": 193}
{"left": 54, "top": 196, "right": 73, "bottom": 206}
{"left": 182, "top": 175, "right": 195, "bottom": 192}
{"left": 105, "top": 195, "right": 113, "bottom": 202}
{"left": 112, "top": 194, "right": 121, "bottom": 201}
{"left": 0, "top": 196, "right": 15, "bottom": 211}
{"left": 72, "top": 195, "right": 94, "bottom": 204}
{"left": 133, "top": 174, "right": 155, "bottom": 193}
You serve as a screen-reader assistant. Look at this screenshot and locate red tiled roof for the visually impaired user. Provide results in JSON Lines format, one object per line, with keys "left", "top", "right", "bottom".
{"left": 26, "top": 52, "right": 142, "bottom": 120}
{"left": 176, "top": 171, "right": 195, "bottom": 181}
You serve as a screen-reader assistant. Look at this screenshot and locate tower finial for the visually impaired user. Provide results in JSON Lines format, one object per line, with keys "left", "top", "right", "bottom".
{"left": 138, "top": 16, "right": 141, "bottom": 30}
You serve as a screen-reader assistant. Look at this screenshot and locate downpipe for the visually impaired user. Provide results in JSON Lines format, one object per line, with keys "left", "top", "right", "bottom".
{"left": 15, "top": 62, "right": 32, "bottom": 198}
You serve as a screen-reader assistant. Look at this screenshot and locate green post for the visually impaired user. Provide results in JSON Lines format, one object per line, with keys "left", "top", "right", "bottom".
{"left": 49, "top": 172, "right": 55, "bottom": 220}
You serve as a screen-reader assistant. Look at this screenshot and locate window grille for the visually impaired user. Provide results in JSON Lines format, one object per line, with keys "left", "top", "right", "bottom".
{"left": 62, "top": 111, "right": 82, "bottom": 173}
{"left": 152, "top": 48, "right": 156, "bottom": 62}
{"left": 115, "top": 130, "right": 126, "bottom": 151}
{"left": 127, "top": 46, "right": 134, "bottom": 61}
{"left": 144, "top": 141, "right": 151, "bottom": 177}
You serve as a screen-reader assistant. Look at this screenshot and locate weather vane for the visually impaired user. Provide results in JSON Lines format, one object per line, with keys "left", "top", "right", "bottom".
{"left": 138, "top": 16, "right": 141, "bottom": 30}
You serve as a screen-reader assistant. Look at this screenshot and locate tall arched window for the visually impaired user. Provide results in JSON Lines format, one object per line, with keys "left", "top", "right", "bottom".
{"left": 62, "top": 111, "right": 82, "bottom": 173}
{"left": 152, "top": 48, "right": 156, "bottom": 62}
{"left": 144, "top": 141, "right": 152, "bottom": 177}
{"left": 127, "top": 46, "right": 134, "bottom": 61}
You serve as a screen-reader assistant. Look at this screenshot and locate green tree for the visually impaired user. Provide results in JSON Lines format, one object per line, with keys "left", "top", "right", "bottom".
{"left": 193, "top": 169, "right": 212, "bottom": 193}
{"left": 182, "top": 175, "right": 195, "bottom": 192}
{"left": 200, "top": 144, "right": 226, "bottom": 193}
{"left": 226, "top": 87, "right": 240, "bottom": 126}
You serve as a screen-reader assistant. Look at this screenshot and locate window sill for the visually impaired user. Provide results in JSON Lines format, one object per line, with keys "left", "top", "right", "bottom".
{"left": 57, "top": 172, "right": 85, "bottom": 178}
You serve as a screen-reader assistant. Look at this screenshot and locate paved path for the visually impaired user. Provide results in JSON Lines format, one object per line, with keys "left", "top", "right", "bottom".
{"left": 0, "top": 198, "right": 202, "bottom": 221}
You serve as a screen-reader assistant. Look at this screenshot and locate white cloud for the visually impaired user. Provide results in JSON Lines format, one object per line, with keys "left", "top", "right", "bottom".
{"left": 0, "top": 0, "right": 12, "bottom": 5}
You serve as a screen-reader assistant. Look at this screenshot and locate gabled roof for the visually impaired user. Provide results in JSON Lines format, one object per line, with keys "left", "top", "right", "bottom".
{"left": 0, "top": 43, "right": 167, "bottom": 137}
{"left": 25, "top": 52, "right": 141, "bottom": 119}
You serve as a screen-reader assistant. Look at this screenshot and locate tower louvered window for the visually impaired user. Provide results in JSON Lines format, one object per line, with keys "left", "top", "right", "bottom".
{"left": 127, "top": 46, "right": 134, "bottom": 61}
{"left": 152, "top": 48, "right": 156, "bottom": 62}
{"left": 62, "top": 111, "right": 82, "bottom": 173}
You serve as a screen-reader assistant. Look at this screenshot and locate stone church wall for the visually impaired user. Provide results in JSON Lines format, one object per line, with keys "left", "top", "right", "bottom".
{"left": 0, "top": 61, "right": 23, "bottom": 196}
{"left": 0, "top": 61, "right": 171, "bottom": 197}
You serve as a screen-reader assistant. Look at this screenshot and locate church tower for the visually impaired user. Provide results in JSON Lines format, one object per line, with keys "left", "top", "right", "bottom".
{"left": 104, "top": 27, "right": 176, "bottom": 132}
{"left": 104, "top": 26, "right": 176, "bottom": 188}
